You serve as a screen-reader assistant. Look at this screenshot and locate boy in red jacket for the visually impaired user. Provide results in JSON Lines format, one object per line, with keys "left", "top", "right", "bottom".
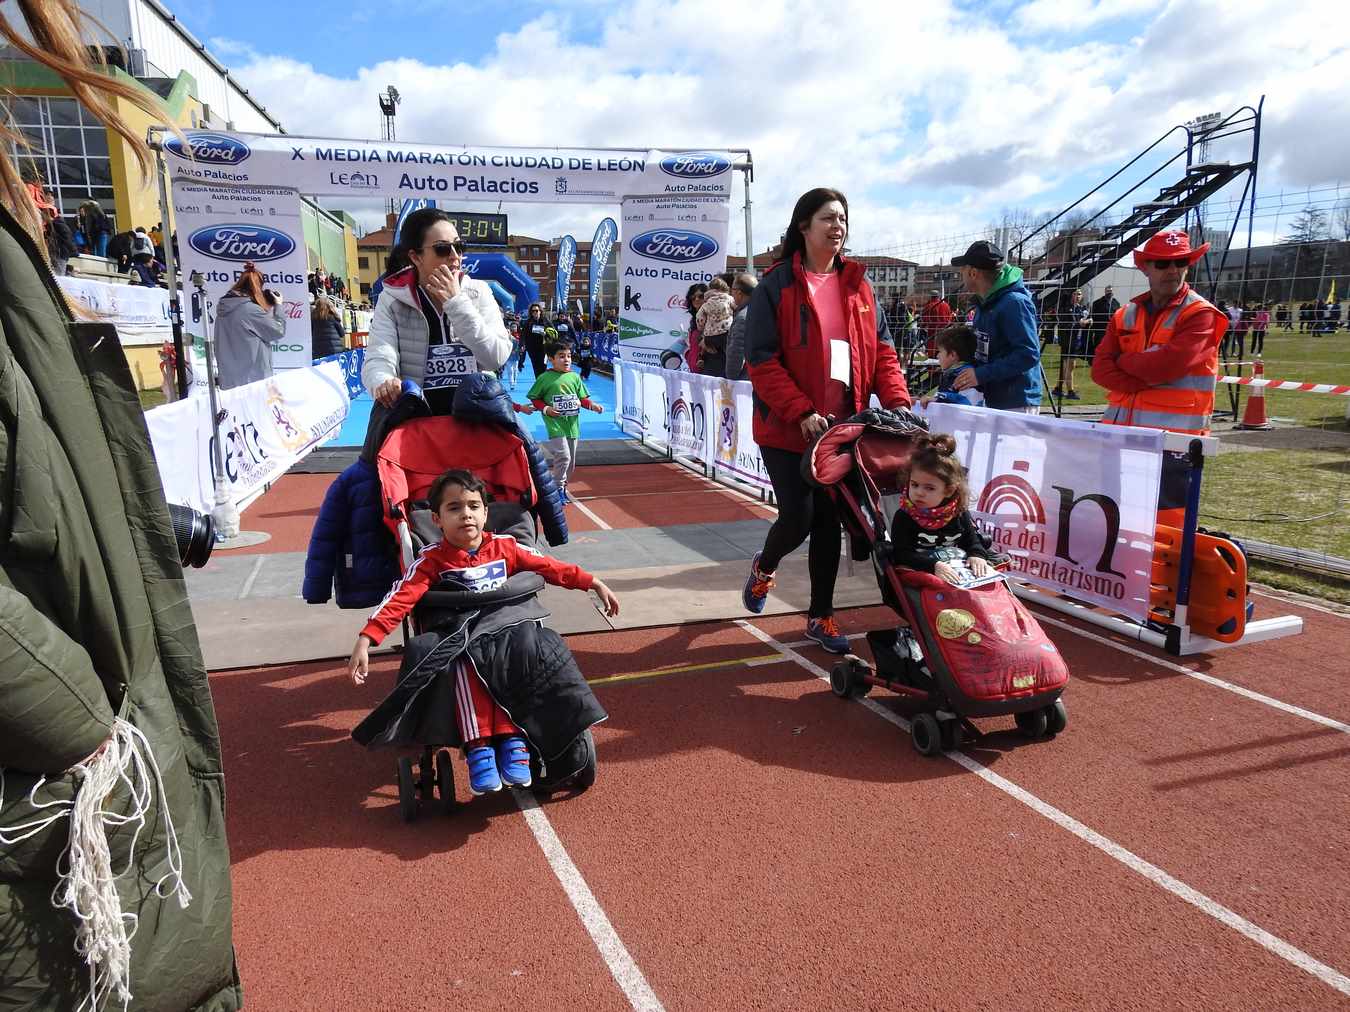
{"left": 348, "top": 468, "right": 619, "bottom": 795}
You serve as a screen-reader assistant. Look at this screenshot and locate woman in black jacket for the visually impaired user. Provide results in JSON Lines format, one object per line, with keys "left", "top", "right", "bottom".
{"left": 310, "top": 294, "right": 347, "bottom": 360}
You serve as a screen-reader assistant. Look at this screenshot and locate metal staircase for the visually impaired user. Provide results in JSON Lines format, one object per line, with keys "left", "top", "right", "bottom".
{"left": 1004, "top": 100, "right": 1263, "bottom": 414}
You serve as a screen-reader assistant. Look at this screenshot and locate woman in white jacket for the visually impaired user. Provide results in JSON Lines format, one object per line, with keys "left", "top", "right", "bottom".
{"left": 361, "top": 208, "right": 512, "bottom": 447}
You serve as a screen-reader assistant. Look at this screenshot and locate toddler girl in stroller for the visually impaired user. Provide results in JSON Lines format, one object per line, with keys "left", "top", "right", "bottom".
{"left": 808, "top": 410, "right": 1069, "bottom": 756}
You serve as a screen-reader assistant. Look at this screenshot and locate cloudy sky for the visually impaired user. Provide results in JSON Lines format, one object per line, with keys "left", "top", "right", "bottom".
{"left": 175, "top": 0, "right": 1348, "bottom": 260}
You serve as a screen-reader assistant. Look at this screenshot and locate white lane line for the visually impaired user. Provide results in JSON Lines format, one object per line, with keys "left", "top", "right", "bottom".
{"left": 569, "top": 496, "right": 613, "bottom": 531}
{"left": 1030, "top": 612, "right": 1350, "bottom": 736}
{"left": 734, "top": 619, "right": 1350, "bottom": 998}
{"left": 237, "top": 556, "right": 265, "bottom": 599}
{"left": 513, "top": 790, "right": 665, "bottom": 1011}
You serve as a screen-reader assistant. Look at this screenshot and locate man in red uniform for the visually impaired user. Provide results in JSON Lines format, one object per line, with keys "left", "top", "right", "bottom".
{"left": 1092, "top": 229, "right": 1228, "bottom": 525}
{"left": 918, "top": 289, "right": 953, "bottom": 354}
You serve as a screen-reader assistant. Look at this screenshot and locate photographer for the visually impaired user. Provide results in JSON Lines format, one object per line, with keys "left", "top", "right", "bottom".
{"left": 215, "top": 261, "right": 286, "bottom": 389}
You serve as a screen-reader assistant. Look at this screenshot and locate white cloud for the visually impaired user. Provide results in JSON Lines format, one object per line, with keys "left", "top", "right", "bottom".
{"left": 213, "top": 0, "right": 1349, "bottom": 262}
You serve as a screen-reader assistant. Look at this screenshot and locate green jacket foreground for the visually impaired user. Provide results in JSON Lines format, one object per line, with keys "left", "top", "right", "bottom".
{"left": 0, "top": 204, "right": 241, "bottom": 1009}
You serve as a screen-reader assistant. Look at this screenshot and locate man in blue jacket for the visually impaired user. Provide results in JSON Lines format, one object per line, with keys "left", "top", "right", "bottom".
{"left": 949, "top": 240, "right": 1042, "bottom": 412}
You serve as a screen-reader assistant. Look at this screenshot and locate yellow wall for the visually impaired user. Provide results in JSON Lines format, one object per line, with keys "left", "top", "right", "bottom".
{"left": 356, "top": 243, "right": 390, "bottom": 297}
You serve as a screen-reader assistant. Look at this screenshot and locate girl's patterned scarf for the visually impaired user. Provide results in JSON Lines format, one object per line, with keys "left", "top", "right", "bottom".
{"left": 899, "top": 492, "right": 962, "bottom": 531}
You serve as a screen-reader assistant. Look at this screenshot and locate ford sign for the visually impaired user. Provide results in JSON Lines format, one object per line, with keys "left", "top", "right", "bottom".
{"left": 628, "top": 229, "right": 719, "bottom": 264}
{"left": 165, "top": 132, "right": 251, "bottom": 165}
{"left": 659, "top": 153, "right": 731, "bottom": 178}
{"left": 188, "top": 225, "right": 295, "bottom": 263}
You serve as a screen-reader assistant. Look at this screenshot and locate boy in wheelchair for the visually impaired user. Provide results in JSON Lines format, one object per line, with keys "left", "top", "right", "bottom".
{"left": 348, "top": 468, "right": 619, "bottom": 795}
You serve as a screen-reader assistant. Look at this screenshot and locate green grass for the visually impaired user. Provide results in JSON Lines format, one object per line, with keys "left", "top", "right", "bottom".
{"left": 139, "top": 387, "right": 167, "bottom": 410}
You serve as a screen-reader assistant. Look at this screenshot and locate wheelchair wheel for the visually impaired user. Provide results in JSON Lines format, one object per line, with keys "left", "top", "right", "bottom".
{"left": 435, "top": 749, "right": 457, "bottom": 814}
{"left": 396, "top": 757, "right": 418, "bottom": 822}
{"left": 418, "top": 748, "right": 436, "bottom": 801}
{"left": 571, "top": 729, "right": 598, "bottom": 792}
{"left": 940, "top": 719, "right": 963, "bottom": 752}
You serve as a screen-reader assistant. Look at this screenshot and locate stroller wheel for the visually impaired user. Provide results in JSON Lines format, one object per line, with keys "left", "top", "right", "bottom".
{"left": 435, "top": 749, "right": 457, "bottom": 814}
{"left": 911, "top": 713, "right": 942, "bottom": 757}
{"left": 418, "top": 748, "right": 436, "bottom": 801}
{"left": 829, "top": 661, "right": 852, "bottom": 699}
{"left": 396, "top": 757, "right": 419, "bottom": 823}
{"left": 1015, "top": 708, "right": 1050, "bottom": 739}
{"left": 847, "top": 656, "right": 872, "bottom": 698}
{"left": 1044, "top": 700, "right": 1068, "bottom": 736}
{"left": 571, "top": 729, "right": 598, "bottom": 792}
{"left": 940, "top": 719, "right": 963, "bottom": 752}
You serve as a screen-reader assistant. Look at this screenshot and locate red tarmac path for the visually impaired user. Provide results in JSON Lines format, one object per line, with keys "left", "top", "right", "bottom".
{"left": 211, "top": 462, "right": 1350, "bottom": 1009}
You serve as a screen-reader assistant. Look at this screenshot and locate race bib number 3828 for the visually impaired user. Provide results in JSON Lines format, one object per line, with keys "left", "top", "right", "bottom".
{"left": 424, "top": 343, "right": 475, "bottom": 390}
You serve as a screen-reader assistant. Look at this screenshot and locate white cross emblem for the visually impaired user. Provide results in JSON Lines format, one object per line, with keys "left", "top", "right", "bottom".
{"left": 1163, "top": 232, "right": 1185, "bottom": 247}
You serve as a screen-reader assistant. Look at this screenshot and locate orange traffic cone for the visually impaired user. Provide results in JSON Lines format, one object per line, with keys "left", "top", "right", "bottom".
{"left": 1237, "top": 359, "right": 1274, "bottom": 430}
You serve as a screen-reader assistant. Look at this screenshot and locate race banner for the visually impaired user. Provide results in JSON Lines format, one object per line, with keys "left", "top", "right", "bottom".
{"left": 589, "top": 217, "right": 618, "bottom": 318}
{"left": 616, "top": 360, "right": 770, "bottom": 491}
{"left": 56, "top": 275, "right": 172, "bottom": 345}
{"left": 555, "top": 235, "right": 577, "bottom": 312}
{"left": 925, "top": 403, "right": 1164, "bottom": 620}
{"left": 392, "top": 198, "right": 435, "bottom": 245}
{"left": 171, "top": 181, "right": 312, "bottom": 370}
{"left": 617, "top": 195, "right": 730, "bottom": 367}
{"left": 163, "top": 131, "right": 735, "bottom": 205}
{"left": 146, "top": 359, "right": 350, "bottom": 516}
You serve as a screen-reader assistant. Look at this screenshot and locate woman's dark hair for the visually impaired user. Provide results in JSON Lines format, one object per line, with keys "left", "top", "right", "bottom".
{"left": 684, "top": 282, "right": 708, "bottom": 321}
{"left": 780, "top": 187, "right": 848, "bottom": 266}
{"left": 429, "top": 468, "right": 488, "bottom": 511}
{"left": 386, "top": 207, "right": 452, "bottom": 276}
{"left": 906, "top": 432, "right": 969, "bottom": 505}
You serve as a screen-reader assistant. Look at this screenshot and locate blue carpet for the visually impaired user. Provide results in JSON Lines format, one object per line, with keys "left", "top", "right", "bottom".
{"left": 331, "top": 366, "right": 623, "bottom": 448}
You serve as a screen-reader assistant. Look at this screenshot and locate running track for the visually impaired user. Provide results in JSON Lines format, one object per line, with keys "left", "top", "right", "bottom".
{"left": 214, "top": 578, "right": 1350, "bottom": 1006}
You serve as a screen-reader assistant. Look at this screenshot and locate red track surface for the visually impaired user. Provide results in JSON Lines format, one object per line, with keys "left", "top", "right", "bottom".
{"left": 214, "top": 596, "right": 1350, "bottom": 1010}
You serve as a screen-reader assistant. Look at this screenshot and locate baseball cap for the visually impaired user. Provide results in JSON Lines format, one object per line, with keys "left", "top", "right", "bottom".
{"left": 952, "top": 240, "right": 1004, "bottom": 269}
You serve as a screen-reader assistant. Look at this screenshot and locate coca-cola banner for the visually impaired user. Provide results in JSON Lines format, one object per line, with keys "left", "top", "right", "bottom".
{"left": 171, "top": 181, "right": 312, "bottom": 370}
{"left": 923, "top": 403, "right": 1164, "bottom": 620}
{"left": 617, "top": 195, "right": 729, "bottom": 367}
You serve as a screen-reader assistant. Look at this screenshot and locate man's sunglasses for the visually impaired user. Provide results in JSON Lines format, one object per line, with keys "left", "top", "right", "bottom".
{"left": 1147, "top": 259, "right": 1186, "bottom": 270}
{"left": 421, "top": 240, "right": 465, "bottom": 257}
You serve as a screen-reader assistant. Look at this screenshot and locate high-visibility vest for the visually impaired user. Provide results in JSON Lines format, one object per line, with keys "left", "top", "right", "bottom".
{"left": 1101, "top": 289, "right": 1223, "bottom": 435}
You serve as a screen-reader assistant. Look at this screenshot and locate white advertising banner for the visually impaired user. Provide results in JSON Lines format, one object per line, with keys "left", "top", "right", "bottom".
{"left": 171, "top": 181, "right": 312, "bottom": 370}
{"left": 924, "top": 403, "right": 1164, "bottom": 620}
{"left": 617, "top": 361, "right": 771, "bottom": 492}
{"left": 146, "top": 360, "right": 350, "bottom": 516}
{"left": 617, "top": 196, "right": 730, "bottom": 367}
{"left": 163, "top": 131, "right": 735, "bottom": 205}
{"left": 56, "top": 276, "right": 173, "bottom": 345}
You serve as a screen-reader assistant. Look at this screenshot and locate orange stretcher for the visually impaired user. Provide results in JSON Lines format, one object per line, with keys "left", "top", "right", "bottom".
{"left": 1149, "top": 525, "right": 1250, "bottom": 643}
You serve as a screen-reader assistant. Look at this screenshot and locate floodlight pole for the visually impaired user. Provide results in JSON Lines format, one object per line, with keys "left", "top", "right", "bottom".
{"left": 737, "top": 156, "right": 755, "bottom": 275}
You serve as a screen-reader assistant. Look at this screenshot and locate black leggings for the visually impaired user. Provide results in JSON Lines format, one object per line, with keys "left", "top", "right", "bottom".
{"left": 758, "top": 445, "right": 842, "bottom": 618}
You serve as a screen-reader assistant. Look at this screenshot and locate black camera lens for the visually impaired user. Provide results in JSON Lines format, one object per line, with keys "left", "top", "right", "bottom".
{"left": 166, "top": 503, "right": 215, "bottom": 569}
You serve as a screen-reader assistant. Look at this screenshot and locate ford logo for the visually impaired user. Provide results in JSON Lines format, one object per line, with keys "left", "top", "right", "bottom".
{"left": 188, "top": 225, "right": 295, "bottom": 263}
{"left": 659, "top": 153, "right": 730, "bottom": 178}
{"left": 165, "top": 132, "right": 251, "bottom": 165}
{"left": 629, "top": 229, "right": 719, "bottom": 263}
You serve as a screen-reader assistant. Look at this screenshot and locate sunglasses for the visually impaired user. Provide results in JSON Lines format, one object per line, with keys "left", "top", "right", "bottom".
{"left": 1147, "top": 259, "right": 1186, "bottom": 270}
{"left": 421, "top": 240, "right": 465, "bottom": 257}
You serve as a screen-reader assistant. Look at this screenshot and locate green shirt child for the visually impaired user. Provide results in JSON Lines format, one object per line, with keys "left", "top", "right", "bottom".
{"left": 527, "top": 344, "right": 600, "bottom": 439}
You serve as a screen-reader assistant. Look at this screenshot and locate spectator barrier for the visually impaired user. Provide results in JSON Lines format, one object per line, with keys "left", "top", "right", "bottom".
{"left": 614, "top": 360, "right": 1302, "bottom": 654}
{"left": 145, "top": 356, "right": 352, "bottom": 517}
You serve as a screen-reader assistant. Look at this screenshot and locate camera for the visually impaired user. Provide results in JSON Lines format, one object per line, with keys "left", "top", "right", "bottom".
{"left": 166, "top": 503, "right": 215, "bottom": 568}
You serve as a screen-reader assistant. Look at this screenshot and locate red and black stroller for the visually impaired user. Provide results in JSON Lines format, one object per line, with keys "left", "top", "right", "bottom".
{"left": 807, "top": 409, "right": 1069, "bottom": 756}
{"left": 351, "top": 381, "right": 601, "bottom": 820}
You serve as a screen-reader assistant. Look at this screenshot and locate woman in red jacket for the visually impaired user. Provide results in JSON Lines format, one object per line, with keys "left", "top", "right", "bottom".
{"left": 742, "top": 187, "right": 911, "bottom": 652}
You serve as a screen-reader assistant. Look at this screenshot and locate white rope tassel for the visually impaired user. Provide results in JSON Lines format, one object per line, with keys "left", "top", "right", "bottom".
{"left": 0, "top": 718, "right": 193, "bottom": 1011}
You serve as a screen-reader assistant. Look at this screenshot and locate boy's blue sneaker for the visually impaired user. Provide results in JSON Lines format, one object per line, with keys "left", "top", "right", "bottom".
{"left": 742, "top": 552, "right": 774, "bottom": 614}
{"left": 466, "top": 745, "right": 502, "bottom": 796}
{"left": 806, "top": 616, "right": 849, "bottom": 654}
{"left": 495, "top": 736, "right": 533, "bottom": 788}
